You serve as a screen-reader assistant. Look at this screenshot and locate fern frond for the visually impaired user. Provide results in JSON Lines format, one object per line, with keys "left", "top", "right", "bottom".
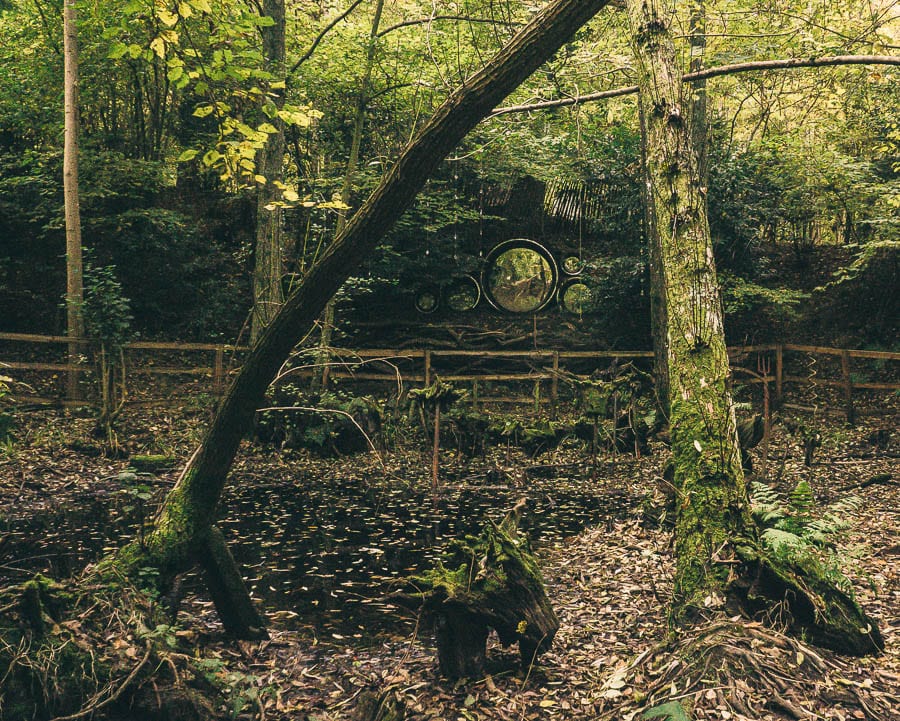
{"left": 761, "top": 527, "right": 805, "bottom": 554}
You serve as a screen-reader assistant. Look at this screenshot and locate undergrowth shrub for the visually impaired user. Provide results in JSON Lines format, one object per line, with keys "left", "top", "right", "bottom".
{"left": 255, "top": 385, "right": 383, "bottom": 455}
{"left": 750, "top": 480, "right": 863, "bottom": 593}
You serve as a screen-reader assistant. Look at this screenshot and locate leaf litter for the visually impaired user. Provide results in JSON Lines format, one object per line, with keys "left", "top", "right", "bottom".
{"left": 0, "top": 401, "right": 897, "bottom": 720}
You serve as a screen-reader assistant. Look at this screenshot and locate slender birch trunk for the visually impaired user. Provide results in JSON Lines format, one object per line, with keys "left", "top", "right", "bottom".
{"left": 63, "top": 0, "right": 84, "bottom": 401}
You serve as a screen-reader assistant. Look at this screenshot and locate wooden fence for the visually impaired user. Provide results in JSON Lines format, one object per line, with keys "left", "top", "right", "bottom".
{"left": 1, "top": 333, "right": 898, "bottom": 420}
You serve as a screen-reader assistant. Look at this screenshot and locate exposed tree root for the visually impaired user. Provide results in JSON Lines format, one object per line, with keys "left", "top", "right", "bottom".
{"left": 594, "top": 616, "right": 896, "bottom": 721}
{"left": 0, "top": 568, "right": 218, "bottom": 721}
{"left": 732, "top": 553, "right": 884, "bottom": 656}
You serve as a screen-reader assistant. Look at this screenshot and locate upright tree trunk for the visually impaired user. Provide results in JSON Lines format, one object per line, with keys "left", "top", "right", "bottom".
{"left": 626, "top": 0, "right": 753, "bottom": 614}
{"left": 639, "top": 100, "right": 669, "bottom": 414}
{"left": 63, "top": 0, "right": 84, "bottom": 401}
{"left": 250, "top": 0, "right": 287, "bottom": 343}
{"left": 315, "top": 0, "right": 385, "bottom": 389}
{"left": 626, "top": 0, "right": 883, "bottom": 654}
{"left": 117, "top": 0, "right": 612, "bottom": 633}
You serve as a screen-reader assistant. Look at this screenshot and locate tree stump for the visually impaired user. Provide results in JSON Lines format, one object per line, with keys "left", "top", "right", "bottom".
{"left": 393, "top": 499, "right": 559, "bottom": 679}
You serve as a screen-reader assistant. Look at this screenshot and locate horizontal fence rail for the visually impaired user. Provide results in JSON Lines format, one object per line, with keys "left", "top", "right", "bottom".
{"left": 1, "top": 333, "right": 897, "bottom": 420}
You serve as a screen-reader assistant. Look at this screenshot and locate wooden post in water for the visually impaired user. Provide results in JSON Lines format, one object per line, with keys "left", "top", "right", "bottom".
{"left": 841, "top": 350, "right": 855, "bottom": 425}
{"left": 551, "top": 351, "right": 559, "bottom": 418}
{"left": 774, "top": 344, "right": 783, "bottom": 408}
{"left": 213, "top": 345, "right": 225, "bottom": 394}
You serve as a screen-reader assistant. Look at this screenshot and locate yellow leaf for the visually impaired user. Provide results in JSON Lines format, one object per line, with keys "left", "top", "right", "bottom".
{"left": 149, "top": 37, "right": 166, "bottom": 58}
{"left": 156, "top": 9, "right": 178, "bottom": 26}
{"left": 178, "top": 2, "right": 192, "bottom": 18}
{"left": 282, "top": 189, "right": 299, "bottom": 202}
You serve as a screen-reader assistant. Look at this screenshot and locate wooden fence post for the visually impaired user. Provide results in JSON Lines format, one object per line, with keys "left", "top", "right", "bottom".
{"left": 424, "top": 350, "right": 432, "bottom": 387}
{"left": 551, "top": 351, "right": 559, "bottom": 418}
{"left": 841, "top": 350, "right": 855, "bottom": 425}
{"left": 774, "top": 344, "right": 783, "bottom": 408}
{"left": 213, "top": 345, "right": 225, "bottom": 394}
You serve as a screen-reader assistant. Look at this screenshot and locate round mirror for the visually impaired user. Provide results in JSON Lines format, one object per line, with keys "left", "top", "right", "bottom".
{"left": 483, "top": 239, "right": 558, "bottom": 313}
{"left": 562, "top": 255, "right": 585, "bottom": 275}
{"left": 559, "top": 280, "right": 593, "bottom": 315}
{"left": 446, "top": 275, "right": 481, "bottom": 311}
{"left": 415, "top": 288, "right": 439, "bottom": 314}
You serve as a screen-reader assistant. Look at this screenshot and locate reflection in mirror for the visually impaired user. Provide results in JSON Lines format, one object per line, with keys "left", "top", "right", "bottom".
{"left": 446, "top": 275, "right": 481, "bottom": 311}
{"left": 560, "top": 281, "right": 593, "bottom": 315}
{"left": 562, "top": 256, "right": 584, "bottom": 275}
{"left": 415, "top": 288, "right": 439, "bottom": 313}
{"left": 484, "top": 240, "right": 558, "bottom": 313}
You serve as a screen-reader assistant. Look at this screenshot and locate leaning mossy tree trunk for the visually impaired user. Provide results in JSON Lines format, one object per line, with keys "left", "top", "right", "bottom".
{"left": 393, "top": 500, "right": 558, "bottom": 679}
{"left": 626, "top": 0, "right": 882, "bottom": 655}
{"left": 110, "top": 0, "right": 613, "bottom": 628}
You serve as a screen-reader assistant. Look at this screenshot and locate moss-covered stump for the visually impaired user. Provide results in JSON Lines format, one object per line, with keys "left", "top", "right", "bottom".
{"left": 393, "top": 499, "right": 559, "bottom": 679}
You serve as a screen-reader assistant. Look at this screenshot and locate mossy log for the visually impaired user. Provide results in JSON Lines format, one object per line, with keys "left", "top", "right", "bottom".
{"left": 129, "top": 454, "right": 176, "bottom": 472}
{"left": 732, "top": 549, "right": 884, "bottom": 656}
{"left": 393, "top": 500, "right": 558, "bottom": 679}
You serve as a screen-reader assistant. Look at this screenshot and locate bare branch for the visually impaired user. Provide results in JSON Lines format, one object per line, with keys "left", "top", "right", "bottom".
{"left": 377, "top": 15, "right": 522, "bottom": 38}
{"left": 490, "top": 54, "right": 900, "bottom": 117}
{"left": 288, "top": 0, "right": 365, "bottom": 77}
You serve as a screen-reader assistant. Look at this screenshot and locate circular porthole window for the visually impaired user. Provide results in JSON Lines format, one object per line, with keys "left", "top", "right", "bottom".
{"left": 559, "top": 280, "right": 593, "bottom": 315}
{"left": 482, "top": 239, "right": 558, "bottom": 313}
{"left": 415, "top": 288, "right": 439, "bottom": 314}
{"left": 446, "top": 275, "right": 481, "bottom": 311}
{"left": 562, "top": 255, "right": 585, "bottom": 275}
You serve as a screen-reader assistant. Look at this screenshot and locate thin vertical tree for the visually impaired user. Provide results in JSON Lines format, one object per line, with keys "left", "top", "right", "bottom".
{"left": 316, "top": 0, "right": 385, "bottom": 389}
{"left": 251, "top": 0, "right": 287, "bottom": 343}
{"left": 63, "top": 0, "right": 84, "bottom": 400}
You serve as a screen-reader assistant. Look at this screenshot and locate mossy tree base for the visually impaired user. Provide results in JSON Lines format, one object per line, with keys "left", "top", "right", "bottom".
{"left": 731, "top": 552, "right": 884, "bottom": 656}
{"left": 394, "top": 500, "right": 559, "bottom": 679}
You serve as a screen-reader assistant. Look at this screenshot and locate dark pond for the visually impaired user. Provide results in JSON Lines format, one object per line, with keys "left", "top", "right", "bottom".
{"left": 2, "top": 457, "right": 646, "bottom": 637}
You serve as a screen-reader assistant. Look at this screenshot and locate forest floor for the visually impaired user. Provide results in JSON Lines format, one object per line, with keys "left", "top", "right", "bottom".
{"left": 1, "top": 397, "right": 898, "bottom": 721}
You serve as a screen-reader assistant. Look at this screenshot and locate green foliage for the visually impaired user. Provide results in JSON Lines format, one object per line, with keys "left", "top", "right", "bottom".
{"left": 811, "top": 241, "right": 899, "bottom": 345}
{"left": 643, "top": 700, "right": 692, "bottom": 721}
{"left": 83, "top": 260, "right": 134, "bottom": 352}
{"left": 409, "top": 377, "right": 467, "bottom": 412}
{"left": 255, "top": 385, "right": 383, "bottom": 455}
{"left": 574, "top": 362, "right": 658, "bottom": 450}
{"left": 750, "top": 480, "right": 863, "bottom": 592}
{"left": 194, "top": 657, "right": 277, "bottom": 719}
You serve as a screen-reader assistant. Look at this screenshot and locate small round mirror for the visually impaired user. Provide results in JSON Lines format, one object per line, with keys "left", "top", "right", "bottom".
{"left": 415, "top": 288, "right": 439, "bottom": 314}
{"left": 483, "top": 239, "right": 558, "bottom": 313}
{"left": 562, "top": 255, "right": 585, "bottom": 275}
{"left": 446, "top": 275, "right": 481, "bottom": 311}
{"left": 559, "top": 280, "right": 593, "bottom": 315}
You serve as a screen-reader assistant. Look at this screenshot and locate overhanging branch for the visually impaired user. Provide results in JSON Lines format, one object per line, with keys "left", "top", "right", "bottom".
{"left": 490, "top": 54, "right": 899, "bottom": 117}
